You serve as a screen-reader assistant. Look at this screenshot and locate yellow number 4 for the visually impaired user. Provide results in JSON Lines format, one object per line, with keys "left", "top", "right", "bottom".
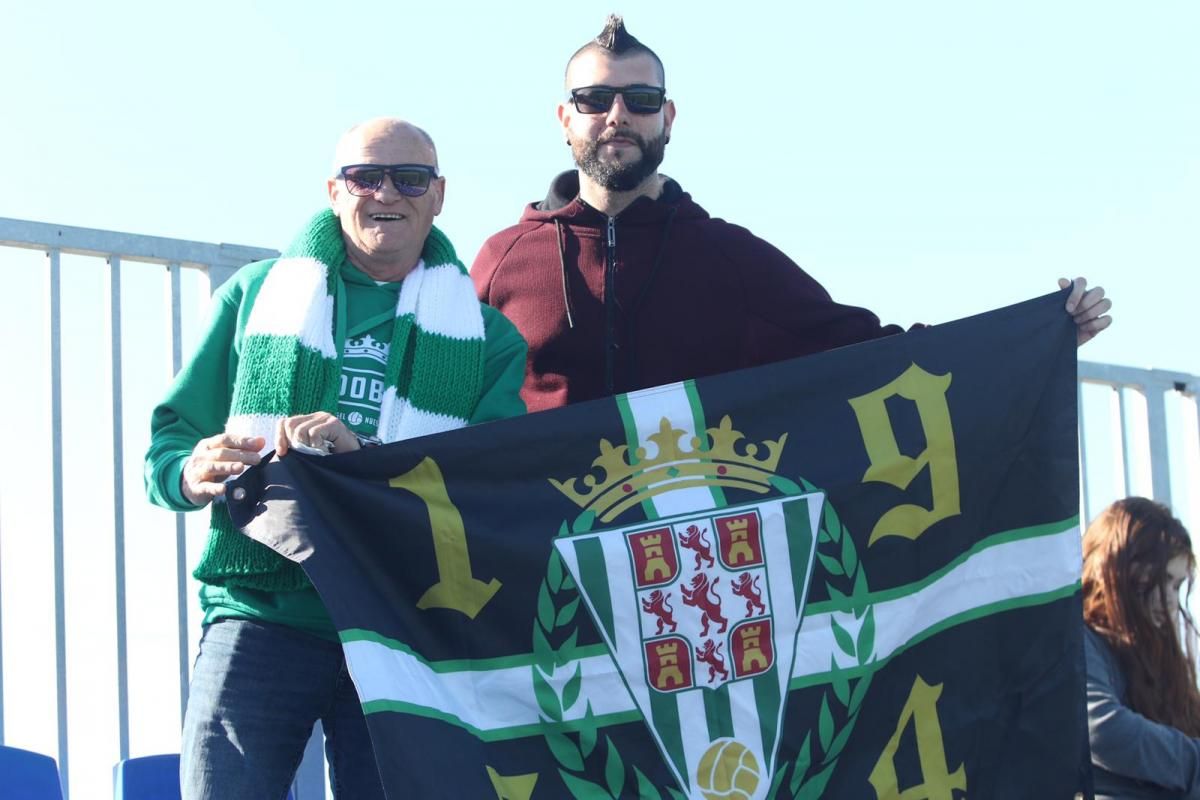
{"left": 869, "top": 675, "right": 966, "bottom": 800}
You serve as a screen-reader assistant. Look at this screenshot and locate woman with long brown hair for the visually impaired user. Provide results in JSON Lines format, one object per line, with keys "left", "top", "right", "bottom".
{"left": 1083, "top": 497, "right": 1200, "bottom": 798}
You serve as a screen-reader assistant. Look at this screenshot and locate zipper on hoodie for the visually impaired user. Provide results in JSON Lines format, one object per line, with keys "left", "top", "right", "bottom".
{"left": 604, "top": 215, "right": 618, "bottom": 394}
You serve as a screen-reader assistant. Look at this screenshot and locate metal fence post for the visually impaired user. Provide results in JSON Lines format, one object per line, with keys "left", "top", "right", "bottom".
{"left": 48, "top": 247, "right": 70, "bottom": 798}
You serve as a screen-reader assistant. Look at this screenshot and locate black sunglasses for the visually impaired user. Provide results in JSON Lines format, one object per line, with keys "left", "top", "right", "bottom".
{"left": 569, "top": 85, "right": 666, "bottom": 115}
{"left": 339, "top": 164, "right": 439, "bottom": 197}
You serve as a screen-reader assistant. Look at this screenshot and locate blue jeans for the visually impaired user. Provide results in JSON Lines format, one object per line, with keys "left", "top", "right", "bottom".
{"left": 181, "top": 619, "right": 386, "bottom": 800}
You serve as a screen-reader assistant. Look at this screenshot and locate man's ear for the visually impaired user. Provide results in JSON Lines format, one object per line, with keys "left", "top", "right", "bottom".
{"left": 431, "top": 176, "right": 446, "bottom": 217}
{"left": 327, "top": 176, "right": 340, "bottom": 211}
{"left": 663, "top": 99, "right": 677, "bottom": 142}
{"left": 558, "top": 101, "right": 572, "bottom": 143}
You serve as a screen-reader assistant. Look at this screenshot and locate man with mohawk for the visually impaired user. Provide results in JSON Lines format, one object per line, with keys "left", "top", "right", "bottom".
{"left": 472, "top": 15, "right": 1112, "bottom": 412}
{"left": 146, "top": 118, "right": 526, "bottom": 799}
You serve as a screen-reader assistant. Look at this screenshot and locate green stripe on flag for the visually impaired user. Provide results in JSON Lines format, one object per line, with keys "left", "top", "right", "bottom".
{"left": 755, "top": 666, "right": 783, "bottom": 764}
{"left": 648, "top": 685, "right": 689, "bottom": 788}
{"left": 359, "top": 699, "right": 643, "bottom": 742}
{"left": 684, "top": 379, "right": 727, "bottom": 509}
{"left": 703, "top": 685, "right": 734, "bottom": 741}
{"left": 784, "top": 499, "right": 816, "bottom": 614}
{"left": 574, "top": 537, "right": 616, "bottom": 643}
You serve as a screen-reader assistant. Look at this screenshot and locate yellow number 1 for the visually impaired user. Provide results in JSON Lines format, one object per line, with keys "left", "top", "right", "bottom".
{"left": 389, "top": 457, "right": 501, "bottom": 619}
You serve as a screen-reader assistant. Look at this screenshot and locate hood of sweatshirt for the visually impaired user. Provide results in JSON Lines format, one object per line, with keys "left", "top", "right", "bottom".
{"left": 518, "top": 170, "right": 711, "bottom": 226}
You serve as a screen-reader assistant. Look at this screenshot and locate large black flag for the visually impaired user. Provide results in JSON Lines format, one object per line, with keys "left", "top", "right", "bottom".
{"left": 229, "top": 291, "right": 1088, "bottom": 799}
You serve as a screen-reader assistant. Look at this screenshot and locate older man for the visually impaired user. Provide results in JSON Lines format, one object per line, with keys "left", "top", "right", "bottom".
{"left": 146, "top": 118, "right": 526, "bottom": 799}
{"left": 472, "top": 16, "right": 1112, "bottom": 413}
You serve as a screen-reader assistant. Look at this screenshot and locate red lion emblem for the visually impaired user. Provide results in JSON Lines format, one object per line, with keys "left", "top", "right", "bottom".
{"left": 695, "top": 639, "right": 729, "bottom": 683}
{"left": 681, "top": 573, "right": 728, "bottom": 636}
{"left": 679, "top": 524, "right": 715, "bottom": 570}
{"left": 640, "top": 589, "right": 678, "bottom": 635}
{"left": 730, "top": 573, "right": 766, "bottom": 618}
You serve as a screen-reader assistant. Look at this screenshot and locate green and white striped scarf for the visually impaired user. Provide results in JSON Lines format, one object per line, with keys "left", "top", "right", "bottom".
{"left": 195, "top": 209, "right": 485, "bottom": 590}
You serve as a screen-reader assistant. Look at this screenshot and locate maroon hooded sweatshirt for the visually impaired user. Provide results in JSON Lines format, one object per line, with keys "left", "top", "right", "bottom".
{"left": 472, "top": 172, "right": 903, "bottom": 413}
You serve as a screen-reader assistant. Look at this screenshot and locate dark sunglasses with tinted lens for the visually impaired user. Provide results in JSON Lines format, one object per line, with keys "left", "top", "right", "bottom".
{"left": 570, "top": 85, "right": 666, "bottom": 115}
{"left": 339, "top": 164, "right": 438, "bottom": 197}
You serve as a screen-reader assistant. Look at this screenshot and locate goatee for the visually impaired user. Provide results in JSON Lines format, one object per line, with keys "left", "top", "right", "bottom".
{"left": 573, "top": 130, "right": 667, "bottom": 192}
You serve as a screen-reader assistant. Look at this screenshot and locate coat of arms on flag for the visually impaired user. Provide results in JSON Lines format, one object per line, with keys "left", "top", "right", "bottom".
{"left": 230, "top": 291, "right": 1090, "bottom": 799}
{"left": 557, "top": 488, "right": 823, "bottom": 798}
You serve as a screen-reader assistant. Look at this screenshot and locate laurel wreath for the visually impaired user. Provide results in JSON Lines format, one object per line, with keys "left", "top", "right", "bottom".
{"left": 741, "top": 477, "right": 873, "bottom": 799}
{"left": 531, "top": 512, "right": 678, "bottom": 799}
{"left": 533, "top": 477, "right": 875, "bottom": 800}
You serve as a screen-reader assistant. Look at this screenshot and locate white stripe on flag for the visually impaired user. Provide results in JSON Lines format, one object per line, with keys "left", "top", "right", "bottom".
{"left": 726, "top": 679, "right": 766, "bottom": 784}
{"left": 758, "top": 494, "right": 822, "bottom": 773}
{"left": 344, "top": 642, "right": 629, "bottom": 730}
{"left": 344, "top": 524, "right": 1080, "bottom": 736}
{"left": 622, "top": 382, "right": 717, "bottom": 517}
{"left": 791, "top": 525, "right": 1082, "bottom": 676}
{"left": 675, "top": 689, "right": 710, "bottom": 793}
{"left": 599, "top": 528, "right": 653, "bottom": 712}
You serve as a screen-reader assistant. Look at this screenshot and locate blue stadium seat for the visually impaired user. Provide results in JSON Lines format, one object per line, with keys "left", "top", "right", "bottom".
{"left": 113, "top": 753, "right": 296, "bottom": 799}
{"left": 112, "top": 753, "right": 179, "bottom": 799}
{"left": 0, "top": 744, "right": 64, "bottom": 800}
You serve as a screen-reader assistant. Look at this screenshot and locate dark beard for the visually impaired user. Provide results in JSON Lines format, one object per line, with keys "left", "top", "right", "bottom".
{"left": 573, "top": 130, "right": 667, "bottom": 192}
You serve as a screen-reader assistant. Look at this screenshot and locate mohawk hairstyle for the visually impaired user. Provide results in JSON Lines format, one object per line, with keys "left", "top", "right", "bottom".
{"left": 594, "top": 14, "right": 640, "bottom": 51}
{"left": 565, "top": 14, "right": 666, "bottom": 87}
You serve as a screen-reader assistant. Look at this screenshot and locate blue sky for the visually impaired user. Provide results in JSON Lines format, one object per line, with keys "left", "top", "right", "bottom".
{"left": 1, "top": 1, "right": 1197, "bottom": 796}
{"left": 4, "top": 1, "right": 1197, "bottom": 373}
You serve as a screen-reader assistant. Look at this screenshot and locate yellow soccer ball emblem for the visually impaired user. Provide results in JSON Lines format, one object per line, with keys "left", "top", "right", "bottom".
{"left": 696, "top": 738, "right": 761, "bottom": 800}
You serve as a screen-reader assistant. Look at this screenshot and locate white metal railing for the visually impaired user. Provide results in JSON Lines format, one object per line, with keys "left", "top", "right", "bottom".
{"left": 1078, "top": 361, "right": 1199, "bottom": 523}
{"left": 0, "top": 218, "right": 323, "bottom": 799}
{"left": 0, "top": 216, "right": 1196, "bottom": 798}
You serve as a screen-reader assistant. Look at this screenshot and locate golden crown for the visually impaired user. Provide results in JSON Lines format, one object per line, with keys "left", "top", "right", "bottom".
{"left": 549, "top": 415, "right": 787, "bottom": 522}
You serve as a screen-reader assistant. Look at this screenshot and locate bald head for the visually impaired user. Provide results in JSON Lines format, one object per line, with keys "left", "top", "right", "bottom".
{"left": 331, "top": 118, "right": 438, "bottom": 176}
{"left": 326, "top": 117, "right": 446, "bottom": 282}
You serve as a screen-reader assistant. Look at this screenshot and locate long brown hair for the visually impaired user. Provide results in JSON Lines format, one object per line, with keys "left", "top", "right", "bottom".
{"left": 1082, "top": 497, "right": 1200, "bottom": 735}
